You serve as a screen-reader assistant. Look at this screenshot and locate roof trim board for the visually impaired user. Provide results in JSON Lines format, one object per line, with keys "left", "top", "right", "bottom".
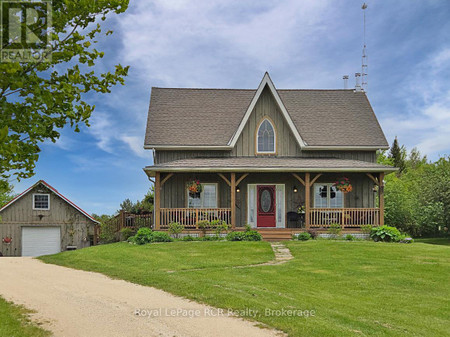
{"left": 227, "top": 72, "right": 307, "bottom": 149}
{"left": 144, "top": 166, "right": 397, "bottom": 175}
{"left": 0, "top": 180, "right": 100, "bottom": 224}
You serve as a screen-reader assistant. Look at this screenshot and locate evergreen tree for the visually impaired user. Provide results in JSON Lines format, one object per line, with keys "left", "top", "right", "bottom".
{"left": 389, "top": 137, "right": 407, "bottom": 174}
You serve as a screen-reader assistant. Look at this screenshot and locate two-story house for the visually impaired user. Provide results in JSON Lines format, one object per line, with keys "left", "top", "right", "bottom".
{"left": 143, "top": 73, "right": 396, "bottom": 239}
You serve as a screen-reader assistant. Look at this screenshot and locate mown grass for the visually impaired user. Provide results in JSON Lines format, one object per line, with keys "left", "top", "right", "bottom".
{"left": 40, "top": 240, "right": 450, "bottom": 337}
{"left": 0, "top": 296, "right": 50, "bottom": 337}
{"left": 415, "top": 237, "right": 450, "bottom": 246}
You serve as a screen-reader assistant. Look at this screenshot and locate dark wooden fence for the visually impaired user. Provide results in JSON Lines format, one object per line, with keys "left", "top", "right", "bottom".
{"left": 116, "top": 210, "right": 154, "bottom": 231}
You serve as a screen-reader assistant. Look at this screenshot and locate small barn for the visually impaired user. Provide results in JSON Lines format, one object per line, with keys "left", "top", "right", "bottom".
{"left": 0, "top": 180, "right": 99, "bottom": 257}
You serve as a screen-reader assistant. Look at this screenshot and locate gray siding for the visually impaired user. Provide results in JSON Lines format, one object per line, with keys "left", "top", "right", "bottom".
{"left": 0, "top": 185, "right": 95, "bottom": 256}
{"left": 231, "top": 86, "right": 301, "bottom": 156}
{"left": 155, "top": 149, "right": 376, "bottom": 164}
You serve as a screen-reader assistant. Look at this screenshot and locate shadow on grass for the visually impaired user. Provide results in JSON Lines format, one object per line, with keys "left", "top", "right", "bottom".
{"left": 415, "top": 237, "right": 450, "bottom": 246}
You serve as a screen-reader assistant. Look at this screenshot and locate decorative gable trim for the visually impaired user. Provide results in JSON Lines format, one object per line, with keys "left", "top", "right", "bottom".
{"left": 0, "top": 180, "right": 100, "bottom": 224}
{"left": 228, "top": 72, "right": 307, "bottom": 148}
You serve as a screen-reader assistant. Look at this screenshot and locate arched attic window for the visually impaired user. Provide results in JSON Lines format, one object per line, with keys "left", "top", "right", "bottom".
{"left": 256, "top": 118, "right": 276, "bottom": 154}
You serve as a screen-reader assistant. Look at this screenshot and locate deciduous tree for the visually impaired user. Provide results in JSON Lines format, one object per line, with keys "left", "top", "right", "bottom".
{"left": 0, "top": 0, "right": 130, "bottom": 179}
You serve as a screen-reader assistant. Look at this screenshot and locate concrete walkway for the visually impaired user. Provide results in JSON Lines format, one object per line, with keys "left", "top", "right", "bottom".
{"left": 0, "top": 258, "right": 285, "bottom": 337}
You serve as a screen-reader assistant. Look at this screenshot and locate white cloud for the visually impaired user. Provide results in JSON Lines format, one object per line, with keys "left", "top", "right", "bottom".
{"left": 87, "top": 110, "right": 148, "bottom": 159}
{"left": 380, "top": 48, "right": 450, "bottom": 158}
{"left": 120, "top": 135, "right": 147, "bottom": 158}
{"left": 117, "top": 0, "right": 332, "bottom": 87}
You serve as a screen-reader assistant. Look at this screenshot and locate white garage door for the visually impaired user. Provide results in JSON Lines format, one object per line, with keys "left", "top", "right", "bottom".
{"left": 22, "top": 227, "right": 61, "bottom": 257}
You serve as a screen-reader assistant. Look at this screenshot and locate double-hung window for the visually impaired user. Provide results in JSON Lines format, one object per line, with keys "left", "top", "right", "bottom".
{"left": 313, "top": 184, "right": 343, "bottom": 208}
{"left": 187, "top": 183, "right": 218, "bottom": 208}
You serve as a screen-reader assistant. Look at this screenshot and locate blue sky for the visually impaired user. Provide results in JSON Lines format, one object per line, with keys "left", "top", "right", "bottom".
{"left": 12, "top": 0, "right": 450, "bottom": 215}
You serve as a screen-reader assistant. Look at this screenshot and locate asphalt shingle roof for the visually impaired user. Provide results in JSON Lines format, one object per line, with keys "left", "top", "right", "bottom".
{"left": 145, "top": 157, "right": 396, "bottom": 173}
{"left": 145, "top": 87, "right": 388, "bottom": 148}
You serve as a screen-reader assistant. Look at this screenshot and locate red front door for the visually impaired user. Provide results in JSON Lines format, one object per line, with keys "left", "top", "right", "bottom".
{"left": 257, "top": 185, "right": 276, "bottom": 227}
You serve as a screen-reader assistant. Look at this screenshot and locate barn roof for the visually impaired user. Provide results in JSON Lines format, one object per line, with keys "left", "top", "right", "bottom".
{"left": 0, "top": 180, "right": 100, "bottom": 224}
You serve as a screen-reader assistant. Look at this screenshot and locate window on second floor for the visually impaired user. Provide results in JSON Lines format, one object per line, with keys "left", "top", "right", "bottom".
{"left": 33, "top": 194, "right": 50, "bottom": 210}
{"left": 257, "top": 118, "right": 276, "bottom": 154}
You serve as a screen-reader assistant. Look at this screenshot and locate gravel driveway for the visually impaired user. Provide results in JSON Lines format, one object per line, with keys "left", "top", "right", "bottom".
{"left": 0, "top": 258, "right": 283, "bottom": 337}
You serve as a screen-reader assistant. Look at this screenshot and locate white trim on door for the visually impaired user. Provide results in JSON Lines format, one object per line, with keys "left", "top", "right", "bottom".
{"left": 247, "top": 183, "right": 285, "bottom": 228}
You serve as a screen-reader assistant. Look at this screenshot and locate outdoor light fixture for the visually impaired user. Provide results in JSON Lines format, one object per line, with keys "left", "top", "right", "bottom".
{"left": 236, "top": 186, "right": 240, "bottom": 193}
{"left": 293, "top": 186, "right": 298, "bottom": 193}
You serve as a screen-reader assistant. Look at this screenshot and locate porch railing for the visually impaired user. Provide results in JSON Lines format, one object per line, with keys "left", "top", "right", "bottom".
{"left": 309, "top": 208, "right": 380, "bottom": 228}
{"left": 160, "top": 208, "right": 232, "bottom": 229}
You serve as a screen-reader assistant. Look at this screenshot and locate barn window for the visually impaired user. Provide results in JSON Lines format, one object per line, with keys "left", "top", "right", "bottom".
{"left": 257, "top": 118, "right": 276, "bottom": 154}
{"left": 33, "top": 194, "right": 50, "bottom": 210}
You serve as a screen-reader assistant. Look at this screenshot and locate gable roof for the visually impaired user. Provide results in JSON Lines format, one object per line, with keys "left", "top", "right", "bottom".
{"left": 228, "top": 72, "right": 306, "bottom": 148}
{"left": 0, "top": 180, "right": 100, "bottom": 224}
{"left": 144, "top": 73, "right": 389, "bottom": 150}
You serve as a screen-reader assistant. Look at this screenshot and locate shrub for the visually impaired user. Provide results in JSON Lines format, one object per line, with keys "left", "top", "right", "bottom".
{"left": 226, "top": 231, "right": 246, "bottom": 241}
{"left": 197, "top": 220, "right": 210, "bottom": 235}
{"left": 226, "top": 229, "right": 262, "bottom": 241}
{"left": 328, "top": 223, "right": 342, "bottom": 236}
{"left": 297, "top": 232, "right": 311, "bottom": 241}
{"left": 243, "top": 225, "right": 262, "bottom": 241}
{"left": 119, "top": 227, "right": 134, "bottom": 241}
{"left": 244, "top": 230, "right": 262, "bottom": 241}
{"left": 168, "top": 222, "right": 184, "bottom": 238}
{"left": 99, "top": 217, "right": 119, "bottom": 243}
{"left": 181, "top": 235, "right": 195, "bottom": 241}
{"left": 345, "top": 234, "right": 354, "bottom": 241}
{"left": 131, "top": 227, "right": 153, "bottom": 245}
{"left": 211, "top": 220, "right": 229, "bottom": 236}
{"left": 307, "top": 229, "right": 318, "bottom": 239}
{"left": 360, "top": 224, "right": 372, "bottom": 235}
{"left": 151, "top": 231, "right": 173, "bottom": 243}
{"left": 370, "top": 225, "right": 402, "bottom": 242}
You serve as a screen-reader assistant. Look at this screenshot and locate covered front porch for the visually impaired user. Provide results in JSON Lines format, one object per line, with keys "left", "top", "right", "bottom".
{"left": 145, "top": 157, "right": 396, "bottom": 234}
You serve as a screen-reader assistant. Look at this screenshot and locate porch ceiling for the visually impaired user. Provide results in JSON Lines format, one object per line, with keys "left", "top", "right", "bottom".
{"left": 144, "top": 157, "right": 397, "bottom": 177}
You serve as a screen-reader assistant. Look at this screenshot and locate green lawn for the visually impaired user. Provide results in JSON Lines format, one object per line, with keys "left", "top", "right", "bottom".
{"left": 0, "top": 296, "right": 50, "bottom": 337}
{"left": 40, "top": 240, "right": 450, "bottom": 337}
{"left": 415, "top": 237, "right": 450, "bottom": 246}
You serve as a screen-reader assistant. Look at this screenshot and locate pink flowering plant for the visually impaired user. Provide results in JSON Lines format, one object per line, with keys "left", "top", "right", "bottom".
{"left": 333, "top": 177, "right": 352, "bottom": 193}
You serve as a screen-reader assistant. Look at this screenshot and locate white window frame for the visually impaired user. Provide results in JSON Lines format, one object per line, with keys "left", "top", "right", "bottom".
{"left": 247, "top": 184, "right": 285, "bottom": 228}
{"left": 313, "top": 183, "right": 344, "bottom": 208}
{"left": 32, "top": 193, "right": 50, "bottom": 210}
{"left": 186, "top": 183, "right": 218, "bottom": 208}
{"left": 256, "top": 118, "right": 276, "bottom": 154}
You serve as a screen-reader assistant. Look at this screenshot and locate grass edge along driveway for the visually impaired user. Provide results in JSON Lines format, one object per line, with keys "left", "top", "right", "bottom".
{"left": 0, "top": 295, "right": 50, "bottom": 337}
{"left": 40, "top": 240, "right": 450, "bottom": 337}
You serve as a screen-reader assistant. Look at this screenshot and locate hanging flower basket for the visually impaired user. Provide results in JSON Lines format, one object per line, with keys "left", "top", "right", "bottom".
{"left": 333, "top": 177, "right": 353, "bottom": 193}
{"left": 186, "top": 180, "right": 203, "bottom": 196}
{"left": 2, "top": 236, "right": 12, "bottom": 244}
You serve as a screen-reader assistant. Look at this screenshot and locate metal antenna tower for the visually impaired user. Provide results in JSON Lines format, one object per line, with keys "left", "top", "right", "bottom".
{"left": 361, "top": 3, "right": 368, "bottom": 92}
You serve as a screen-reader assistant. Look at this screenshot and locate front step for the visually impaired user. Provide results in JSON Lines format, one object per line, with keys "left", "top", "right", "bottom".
{"left": 258, "top": 231, "right": 295, "bottom": 241}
